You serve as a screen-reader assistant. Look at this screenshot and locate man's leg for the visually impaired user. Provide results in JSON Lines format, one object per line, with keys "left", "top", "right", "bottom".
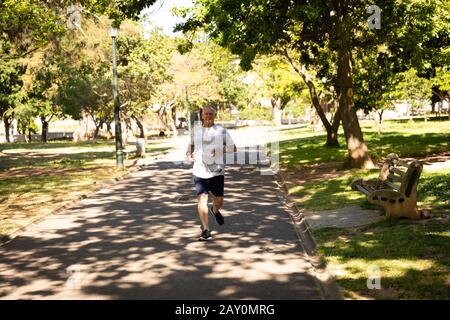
{"left": 212, "top": 196, "right": 224, "bottom": 213}
{"left": 209, "top": 175, "right": 225, "bottom": 225}
{"left": 197, "top": 193, "right": 209, "bottom": 230}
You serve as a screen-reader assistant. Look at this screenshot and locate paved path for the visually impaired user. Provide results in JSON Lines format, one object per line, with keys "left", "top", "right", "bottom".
{"left": 302, "top": 205, "right": 384, "bottom": 229}
{"left": 0, "top": 156, "right": 325, "bottom": 299}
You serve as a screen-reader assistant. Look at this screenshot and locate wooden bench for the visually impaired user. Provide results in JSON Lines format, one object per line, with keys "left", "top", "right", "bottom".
{"left": 351, "top": 153, "right": 425, "bottom": 219}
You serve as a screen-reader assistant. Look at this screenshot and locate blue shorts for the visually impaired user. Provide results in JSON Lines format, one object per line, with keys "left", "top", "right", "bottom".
{"left": 193, "top": 175, "right": 225, "bottom": 197}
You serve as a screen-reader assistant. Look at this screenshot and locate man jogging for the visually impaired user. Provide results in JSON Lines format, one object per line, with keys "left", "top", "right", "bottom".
{"left": 186, "top": 105, "right": 236, "bottom": 241}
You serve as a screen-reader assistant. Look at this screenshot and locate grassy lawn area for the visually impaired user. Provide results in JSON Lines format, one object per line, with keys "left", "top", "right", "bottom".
{"left": 285, "top": 170, "right": 449, "bottom": 213}
{"left": 314, "top": 218, "right": 449, "bottom": 299}
{"left": 278, "top": 118, "right": 450, "bottom": 299}
{"left": 278, "top": 119, "right": 450, "bottom": 166}
{"left": 0, "top": 138, "right": 172, "bottom": 238}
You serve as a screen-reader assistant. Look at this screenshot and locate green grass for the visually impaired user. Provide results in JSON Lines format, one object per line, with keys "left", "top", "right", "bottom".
{"left": 0, "top": 139, "right": 116, "bottom": 172}
{"left": 279, "top": 119, "right": 450, "bottom": 167}
{"left": 418, "top": 172, "right": 450, "bottom": 212}
{"left": 287, "top": 170, "right": 378, "bottom": 211}
{"left": 287, "top": 170, "right": 450, "bottom": 213}
{"left": 0, "top": 139, "right": 114, "bottom": 151}
{"left": 314, "top": 219, "right": 450, "bottom": 299}
{"left": 279, "top": 119, "right": 450, "bottom": 299}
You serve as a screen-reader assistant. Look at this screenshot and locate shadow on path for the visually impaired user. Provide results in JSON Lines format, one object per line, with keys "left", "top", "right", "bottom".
{"left": 0, "top": 161, "right": 322, "bottom": 299}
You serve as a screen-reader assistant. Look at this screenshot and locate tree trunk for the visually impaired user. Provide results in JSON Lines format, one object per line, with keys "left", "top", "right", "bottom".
{"left": 327, "top": 106, "right": 341, "bottom": 146}
{"left": 22, "top": 122, "right": 30, "bottom": 143}
{"left": 271, "top": 98, "right": 283, "bottom": 126}
{"left": 155, "top": 105, "right": 176, "bottom": 136}
{"left": 121, "top": 119, "right": 130, "bottom": 146}
{"left": 41, "top": 117, "right": 49, "bottom": 143}
{"left": 133, "top": 116, "right": 145, "bottom": 139}
{"left": 284, "top": 51, "right": 339, "bottom": 146}
{"left": 106, "top": 122, "right": 113, "bottom": 140}
{"left": 3, "top": 116, "right": 12, "bottom": 143}
{"left": 436, "top": 100, "right": 441, "bottom": 118}
{"left": 28, "top": 120, "right": 32, "bottom": 143}
{"left": 170, "top": 106, "right": 178, "bottom": 137}
{"left": 92, "top": 120, "right": 104, "bottom": 144}
{"left": 336, "top": 44, "right": 374, "bottom": 168}
{"left": 378, "top": 110, "right": 383, "bottom": 135}
{"left": 379, "top": 110, "right": 384, "bottom": 129}
{"left": 370, "top": 110, "right": 382, "bottom": 136}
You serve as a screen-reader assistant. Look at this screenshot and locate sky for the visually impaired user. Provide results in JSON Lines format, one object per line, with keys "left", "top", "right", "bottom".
{"left": 140, "top": 0, "right": 194, "bottom": 36}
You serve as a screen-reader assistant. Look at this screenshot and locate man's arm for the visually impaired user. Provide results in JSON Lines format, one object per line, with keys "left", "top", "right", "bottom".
{"left": 186, "top": 143, "right": 195, "bottom": 161}
{"left": 220, "top": 129, "right": 236, "bottom": 154}
{"left": 223, "top": 144, "right": 237, "bottom": 153}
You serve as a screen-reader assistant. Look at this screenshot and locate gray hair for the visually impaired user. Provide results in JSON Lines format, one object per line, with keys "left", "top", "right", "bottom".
{"left": 202, "top": 105, "right": 216, "bottom": 115}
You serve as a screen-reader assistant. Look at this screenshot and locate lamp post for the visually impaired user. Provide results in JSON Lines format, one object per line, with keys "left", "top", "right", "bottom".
{"left": 109, "top": 26, "right": 124, "bottom": 168}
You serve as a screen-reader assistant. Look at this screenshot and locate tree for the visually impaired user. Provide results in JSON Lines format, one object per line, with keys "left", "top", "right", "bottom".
{"left": 243, "top": 55, "right": 304, "bottom": 126}
{"left": 0, "top": 39, "right": 25, "bottom": 142}
{"left": 57, "top": 61, "right": 113, "bottom": 142}
{"left": 25, "top": 54, "right": 66, "bottom": 142}
{"left": 283, "top": 49, "right": 342, "bottom": 146}
{"left": 353, "top": 46, "right": 395, "bottom": 134}
{"left": 12, "top": 102, "right": 38, "bottom": 143}
{"left": 0, "top": 0, "right": 158, "bottom": 143}
{"left": 431, "top": 67, "right": 450, "bottom": 118}
{"left": 392, "top": 68, "right": 432, "bottom": 120}
{"left": 174, "top": 0, "right": 370, "bottom": 165}
{"left": 175, "top": 0, "right": 450, "bottom": 168}
{"left": 0, "top": 0, "right": 65, "bottom": 59}
{"left": 117, "top": 25, "right": 175, "bottom": 137}
{"left": 200, "top": 40, "right": 247, "bottom": 112}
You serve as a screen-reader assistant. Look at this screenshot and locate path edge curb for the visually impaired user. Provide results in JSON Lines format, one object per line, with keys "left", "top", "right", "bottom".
{"left": 275, "top": 171, "right": 344, "bottom": 300}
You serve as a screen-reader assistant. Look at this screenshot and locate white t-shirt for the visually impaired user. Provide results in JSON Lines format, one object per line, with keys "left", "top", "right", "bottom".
{"left": 190, "top": 124, "right": 235, "bottom": 179}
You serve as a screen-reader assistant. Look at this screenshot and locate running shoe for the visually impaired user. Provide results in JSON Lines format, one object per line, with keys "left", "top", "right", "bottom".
{"left": 199, "top": 228, "right": 213, "bottom": 241}
{"left": 209, "top": 205, "right": 225, "bottom": 226}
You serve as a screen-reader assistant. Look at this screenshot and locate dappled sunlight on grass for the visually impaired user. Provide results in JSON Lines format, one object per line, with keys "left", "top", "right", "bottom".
{"left": 314, "top": 220, "right": 450, "bottom": 299}
{"left": 0, "top": 167, "right": 128, "bottom": 236}
{"left": 418, "top": 171, "right": 450, "bottom": 212}
{"left": 279, "top": 120, "right": 449, "bottom": 213}
{"left": 326, "top": 257, "right": 435, "bottom": 280}
{"left": 279, "top": 119, "right": 450, "bottom": 167}
{"left": 280, "top": 135, "right": 348, "bottom": 166}
{"left": 0, "top": 140, "right": 115, "bottom": 151}
{"left": 0, "top": 138, "right": 174, "bottom": 237}
{"left": 277, "top": 119, "right": 450, "bottom": 299}
{"left": 287, "top": 171, "right": 378, "bottom": 211}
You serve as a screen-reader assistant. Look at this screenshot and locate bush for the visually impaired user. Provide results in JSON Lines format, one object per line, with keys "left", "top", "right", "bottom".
{"left": 239, "top": 106, "right": 272, "bottom": 120}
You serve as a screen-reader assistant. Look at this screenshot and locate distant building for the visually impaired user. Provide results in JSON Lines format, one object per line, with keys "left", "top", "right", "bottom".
{"left": 357, "top": 99, "right": 448, "bottom": 120}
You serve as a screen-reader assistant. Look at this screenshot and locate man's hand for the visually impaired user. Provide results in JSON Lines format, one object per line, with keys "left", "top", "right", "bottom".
{"left": 186, "top": 144, "right": 195, "bottom": 162}
{"left": 187, "top": 152, "right": 195, "bottom": 162}
{"left": 224, "top": 145, "right": 237, "bottom": 154}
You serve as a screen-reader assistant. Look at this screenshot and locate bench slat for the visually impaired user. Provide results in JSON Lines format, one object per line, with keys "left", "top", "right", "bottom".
{"left": 387, "top": 174, "right": 403, "bottom": 183}
{"left": 351, "top": 156, "right": 422, "bottom": 220}
{"left": 354, "top": 184, "right": 374, "bottom": 196}
{"left": 384, "top": 181, "right": 400, "bottom": 191}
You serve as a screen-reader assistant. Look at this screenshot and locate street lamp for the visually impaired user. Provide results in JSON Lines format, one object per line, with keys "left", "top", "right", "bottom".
{"left": 109, "top": 26, "right": 124, "bottom": 168}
